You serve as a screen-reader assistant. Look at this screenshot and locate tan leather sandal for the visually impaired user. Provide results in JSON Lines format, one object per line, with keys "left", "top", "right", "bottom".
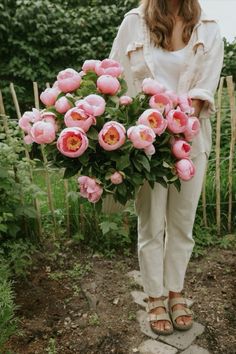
{"left": 146, "top": 299, "right": 174, "bottom": 335}
{"left": 169, "top": 297, "right": 193, "bottom": 331}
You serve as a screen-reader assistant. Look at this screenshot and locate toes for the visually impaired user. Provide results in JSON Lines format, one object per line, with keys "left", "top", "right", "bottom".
{"left": 176, "top": 317, "right": 185, "bottom": 325}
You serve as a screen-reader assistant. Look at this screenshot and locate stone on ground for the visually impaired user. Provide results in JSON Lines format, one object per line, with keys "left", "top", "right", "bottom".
{"left": 159, "top": 322, "right": 205, "bottom": 350}
{"left": 138, "top": 339, "right": 178, "bottom": 354}
{"left": 127, "top": 270, "right": 143, "bottom": 287}
{"left": 181, "top": 344, "right": 210, "bottom": 354}
{"left": 136, "top": 310, "right": 158, "bottom": 339}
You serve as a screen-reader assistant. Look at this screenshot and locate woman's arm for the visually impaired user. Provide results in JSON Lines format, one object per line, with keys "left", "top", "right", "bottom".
{"left": 191, "top": 99, "right": 204, "bottom": 118}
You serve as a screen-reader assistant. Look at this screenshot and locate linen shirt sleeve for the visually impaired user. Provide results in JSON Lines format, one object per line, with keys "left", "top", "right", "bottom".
{"left": 188, "top": 26, "right": 224, "bottom": 116}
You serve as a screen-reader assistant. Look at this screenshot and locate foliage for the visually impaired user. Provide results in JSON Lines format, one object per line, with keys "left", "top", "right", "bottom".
{"left": 0, "top": 259, "right": 18, "bottom": 349}
{"left": 222, "top": 38, "right": 236, "bottom": 83}
{"left": 0, "top": 119, "right": 40, "bottom": 243}
{"left": 0, "top": 0, "right": 138, "bottom": 115}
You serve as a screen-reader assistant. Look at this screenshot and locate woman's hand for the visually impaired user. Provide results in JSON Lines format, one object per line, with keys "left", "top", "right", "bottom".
{"left": 191, "top": 99, "right": 204, "bottom": 118}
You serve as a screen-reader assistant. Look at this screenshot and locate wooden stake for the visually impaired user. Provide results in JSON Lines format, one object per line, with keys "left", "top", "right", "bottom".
{"left": 10, "top": 83, "right": 22, "bottom": 119}
{"left": 0, "top": 90, "right": 6, "bottom": 115}
{"left": 215, "top": 77, "right": 224, "bottom": 236}
{"left": 33, "top": 82, "right": 57, "bottom": 239}
{"left": 226, "top": 76, "right": 236, "bottom": 233}
{"left": 8, "top": 84, "right": 43, "bottom": 241}
{"left": 64, "top": 179, "right": 70, "bottom": 238}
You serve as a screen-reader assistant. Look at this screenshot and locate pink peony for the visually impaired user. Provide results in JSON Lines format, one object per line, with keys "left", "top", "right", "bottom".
{"left": 127, "top": 125, "right": 155, "bottom": 149}
{"left": 31, "top": 121, "right": 56, "bottom": 144}
{"left": 149, "top": 93, "right": 173, "bottom": 114}
{"left": 98, "top": 121, "right": 126, "bottom": 151}
{"left": 138, "top": 109, "right": 167, "bottom": 136}
{"left": 175, "top": 159, "right": 196, "bottom": 181}
{"left": 64, "top": 107, "right": 96, "bottom": 132}
{"left": 41, "top": 112, "right": 58, "bottom": 132}
{"left": 166, "top": 110, "right": 188, "bottom": 134}
{"left": 95, "top": 59, "right": 123, "bottom": 77}
{"left": 142, "top": 78, "right": 165, "bottom": 95}
{"left": 119, "top": 95, "right": 133, "bottom": 105}
{"left": 178, "top": 94, "right": 195, "bottom": 115}
{"left": 144, "top": 144, "right": 156, "bottom": 156}
{"left": 76, "top": 94, "right": 106, "bottom": 117}
{"left": 184, "top": 117, "right": 200, "bottom": 141}
{"left": 82, "top": 59, "right": 101, "bottom": 73}
{"left": 40, "top": 87, "right": 60, "bottom": 106}
{"left": 78, "top": 176, "right": 103, "bottom": 203}
{"left": 19, "top": 108, "right": 42, "bottom": 133}
{"left": 55, "top": 96, "right": 72, "bottom": 114}
{"left": 57, "top": 127, "right": 88, "bottom": 158}
{"left": 165, "top": 90, "right": 179, "bottom": 107}
{"left": 97, "top": 75, "right": 120, "bottom": 95}
{"left": 110, "top": 171, "right": 123, "bottom": 185}
{"left": 171, "top": 139, "right": 191, "bottom": 159}
{"left": 57, "top": 68, "right": 81, "bottom": 93}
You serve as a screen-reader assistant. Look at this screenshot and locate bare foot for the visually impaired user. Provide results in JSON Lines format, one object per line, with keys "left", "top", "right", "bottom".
{"left": 169, "top": 291, "right": 193, "bottom": 327}
{"left": 148, "top": 296, "right": 172, "bottom": 333}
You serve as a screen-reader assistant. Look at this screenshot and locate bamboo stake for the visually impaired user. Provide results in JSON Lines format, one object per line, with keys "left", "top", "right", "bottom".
{"left": 201, "top": 167, "right": 208, "bottom": 228}
{"left": 9, "top": 84, "right": 43, "bottom": 241}
{"left": 226, "top": 76, "right": 236, "bottom": 233}
{"left": 10, "top": 83, "right": 22, "bottom": 119}
{"left": 215, "top": 77, "right": 224, "bottom": 236}
{"left": 46, "top": 82, "right": 51, "bottom": 88}
{"left": 0, "top": 90, "right": 6, "bottom": 115}
{"left": 63, "top": 179, "right": 70, "bottom": 238}
{"left": 33, "top": 81, "right": 57, "bottom": 239}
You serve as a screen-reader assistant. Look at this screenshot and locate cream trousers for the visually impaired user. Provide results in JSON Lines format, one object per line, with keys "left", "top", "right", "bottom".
{"left": 135, "top": 153, "right": 207, "bottom": 297}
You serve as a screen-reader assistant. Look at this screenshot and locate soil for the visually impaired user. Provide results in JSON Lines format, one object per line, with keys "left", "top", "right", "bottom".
{"left": 4, "top": 243, "right": 236, "bottom": 354}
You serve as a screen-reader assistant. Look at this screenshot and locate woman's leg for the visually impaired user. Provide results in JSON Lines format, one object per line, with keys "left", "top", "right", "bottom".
{"left": 136, "top": 180, "right": 168, "bottom": 297}
{"left": 136, "top": 179, "right": 170, "bottom": 332}
{"left": 164, "top": 153, "right": 207, "bottom": 325}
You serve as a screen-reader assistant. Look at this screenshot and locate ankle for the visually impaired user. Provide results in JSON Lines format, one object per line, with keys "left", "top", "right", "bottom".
{"left": 169, "top": 291, "right": 182, "bottom": 298}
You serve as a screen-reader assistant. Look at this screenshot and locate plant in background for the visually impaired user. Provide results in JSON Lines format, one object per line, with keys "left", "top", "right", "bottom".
{"left": 18, "top": 59, "right": 200, "bottom": 212}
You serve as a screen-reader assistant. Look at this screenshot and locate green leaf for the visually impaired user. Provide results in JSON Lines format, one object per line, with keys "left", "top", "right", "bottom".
{"left": 117, "top": 183, "right": 127, "bottom": 197}
{"left": 63, "top": 166, "right": 79, "bottom": 179}
{"left": 100, "top": 221, "right": 118, "bottom": 235}
{"left": 136, "top": 154, "right": 150, "bottom": 172}
{"left": 87, "top": 127, "right": 98, "bottom": 140}
{"left": 116, "top": 154, "right": 130, "bottom": 170}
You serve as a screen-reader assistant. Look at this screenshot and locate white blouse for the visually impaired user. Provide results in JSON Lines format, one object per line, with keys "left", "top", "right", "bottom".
{"left": 150, "top": 44, "right": 189, "bottom": 92}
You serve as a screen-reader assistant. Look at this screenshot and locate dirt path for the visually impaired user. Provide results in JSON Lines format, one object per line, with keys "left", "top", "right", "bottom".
{"left": 4, "top": 245, "right": 236, "bottom": 354}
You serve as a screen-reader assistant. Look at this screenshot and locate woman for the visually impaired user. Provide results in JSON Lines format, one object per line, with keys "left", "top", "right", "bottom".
{"left": 110, "top": 0, "right": 224, "bottom": 335}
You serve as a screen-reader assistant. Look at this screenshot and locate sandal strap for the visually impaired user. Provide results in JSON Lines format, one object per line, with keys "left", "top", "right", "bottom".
{"left": 169, "top": 297, "right": 187, "bottom": 308}
{"left": 171, "top": 308, "right": 193, "bottom": 322}
{"left": 146, "top": 300, "right": 167, "bottom": 312}
{"left": 148, "top": 312, "right": 172, "bottom": 323}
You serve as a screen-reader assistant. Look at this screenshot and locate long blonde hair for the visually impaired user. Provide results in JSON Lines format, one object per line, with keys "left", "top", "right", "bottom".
{"left": 141, "top": 0, "right": 201, "bottom": 50}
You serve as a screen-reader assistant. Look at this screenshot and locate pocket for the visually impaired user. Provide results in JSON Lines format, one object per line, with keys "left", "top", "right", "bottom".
{"left": 126, "top": 41, "right": 151, "bottom": 90}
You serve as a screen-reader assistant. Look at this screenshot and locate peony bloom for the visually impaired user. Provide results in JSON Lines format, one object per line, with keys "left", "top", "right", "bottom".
{"left": 57, "top": 127, "right": 88, "bottom": 158}
{"left": 165, "top": 90, "right": 179, "bottom": 107}
{"left": 142, "top": 78, "right": 165, "bottom": 95}
{"left": 41, "top": 112, "right": 58, "bottom": 132}
{"left": 57, "top": 68, "right": 81, "bottom": 93}
{"left": 76, "top": 94, "right": 106, "bottom": 117}
{"left": 166, "top": 109, "right": 188, "bottom": 134}
{"left": 82, "top": 59, "right": 101, "bottom": 73}
{"left": 40, "top": 87, "right": 60, "bottom": 106}
{"left": 19, "top": 108, "right": 42, "bottom": 133}
{"left": 31, "top": 121, "right": 56, "bottom": 144}
{"left": 149, "top": 93, "right": 173, "bottom": 114}
{"left": 119, "top": 95, "right": 133, "bottom": 106}
{"left": 184, "top": 117, "right": 200, "bottom": 141}
{"left": 110, "top": 171, "right": 123, "bottom": 185}
{"left": 95, "top": 59, "right": 123, "bottom": 77}
{"left": 64, "top": 107, "right": 96, "bottom": 132}
{"left": 175, "top": 158, "right": 195, "bottom": 181}
{"left": 138, "top": 109, "right": 167, "bottom": 136}
{"left": 78, "top": 176, "right": 103, "bottom": 203}
{"left": 55, "top": 96, "right": 72, "bottom": 114}
{"left": 98, "top": 121, "right": 126, "bottom": 151}
{"left": 97, "top": 75, "right": 120, "bottom": 95}
{"left": 171, "top": 139, "right": 191, "bottom": 159}
{"left": 127, "top": 124, "right": 156, "bottom": 149}
{"left": 178, "top": 94, "right": 195, "bottom": 115}
{"left": 144, "top": 144, "right": 156, "bottom": 156}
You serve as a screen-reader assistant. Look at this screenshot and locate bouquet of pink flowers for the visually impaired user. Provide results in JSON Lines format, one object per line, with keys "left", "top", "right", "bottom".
{"left": 18, "top": 58, "right": 200, "bottom": 211}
